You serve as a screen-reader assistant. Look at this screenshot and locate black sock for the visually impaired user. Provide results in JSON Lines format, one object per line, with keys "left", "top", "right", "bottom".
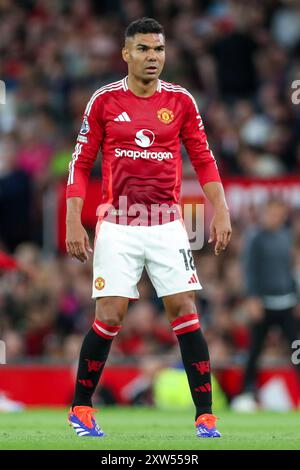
{"left": 72, "top": 319, "right": 121, "bottom": 408}
{"left": 171, "top": 313, "right": 212, "bottom": 421}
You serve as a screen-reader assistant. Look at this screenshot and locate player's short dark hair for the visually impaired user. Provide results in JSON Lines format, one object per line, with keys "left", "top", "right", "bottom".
{"left": 125, "top": 17, "right": 164, "bottom": 39}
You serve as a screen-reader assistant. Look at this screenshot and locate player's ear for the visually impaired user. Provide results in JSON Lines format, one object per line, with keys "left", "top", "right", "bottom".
{"left": 122, "top": 46, "right": 129, "bottom": 64}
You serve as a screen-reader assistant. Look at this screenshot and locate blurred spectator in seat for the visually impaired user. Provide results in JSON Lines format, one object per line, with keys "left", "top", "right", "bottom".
{"left": 0, "top": 135, "right": 32, "bottom": 251}
{"left": 2, "top": 329, "right": 24, "bottom": 363}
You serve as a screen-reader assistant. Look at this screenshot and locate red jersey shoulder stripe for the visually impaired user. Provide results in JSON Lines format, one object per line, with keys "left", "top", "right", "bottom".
{"left": 68, "top": 142, "right": 82, "bottom": 185}
{"left": 160, "top": 81, "right": 200, "bottom": 117}
{"left": 86, "top": 78, "right": 124, "bottom": 101}
{"left": 160, "top": 80, "right": 184, "bottom": 89}
{"left": 160, "top": 80, "right": 193, "bottom": 93}
{"left": 85, "top": 79, "right": 124, "bottom": 116}
{"left": 122, "top": 76, "right": 128, "bottom": 91}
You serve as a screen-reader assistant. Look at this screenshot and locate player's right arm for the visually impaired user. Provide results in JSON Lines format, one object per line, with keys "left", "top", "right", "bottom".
{"left": 66, "top": 94, "right": 104, "bottom": 262}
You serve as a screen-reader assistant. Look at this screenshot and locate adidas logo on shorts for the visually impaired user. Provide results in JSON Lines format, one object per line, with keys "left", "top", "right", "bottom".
{"left": 188, "top": 273, "right": 198, "bottom": 284}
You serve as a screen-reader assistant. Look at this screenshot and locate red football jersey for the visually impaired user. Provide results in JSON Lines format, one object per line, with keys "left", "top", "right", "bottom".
{"left": 66, "top": 76, "right": 221, "bottom": 225}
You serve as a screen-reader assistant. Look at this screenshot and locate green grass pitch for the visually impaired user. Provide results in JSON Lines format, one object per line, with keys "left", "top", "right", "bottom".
{"left": 0, "top": 407, "right": 299, "bottom": 450}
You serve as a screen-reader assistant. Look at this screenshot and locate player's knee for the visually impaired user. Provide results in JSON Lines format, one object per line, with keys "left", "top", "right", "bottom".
{"left": 166, "top": 292, "right": 197, "bottom": 322}
{"left": 95, "top": 309, "right": 124, "bottom": 326}
{"left": 95, "top": 298, "right": 127, "bottom": 325}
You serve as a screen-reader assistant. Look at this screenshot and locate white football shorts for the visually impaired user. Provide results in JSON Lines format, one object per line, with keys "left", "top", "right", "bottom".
{"left": 92, "top": 219, "right": 202, "bottom": 299}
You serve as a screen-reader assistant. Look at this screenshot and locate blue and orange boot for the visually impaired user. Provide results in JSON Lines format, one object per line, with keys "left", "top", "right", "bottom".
{"left": 195, "top": 413, "right": 221, "bottom": 438}
{"left": 68, "top": 406, "right": 105, "bottom": 437}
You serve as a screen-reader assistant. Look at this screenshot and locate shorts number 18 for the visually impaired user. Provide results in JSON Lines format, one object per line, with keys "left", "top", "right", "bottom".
{"left": 179, "top": 249, "right": 195, "bottom": 271}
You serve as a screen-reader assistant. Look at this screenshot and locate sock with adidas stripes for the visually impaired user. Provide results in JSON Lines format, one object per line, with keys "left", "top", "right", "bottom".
{"left": 171, "top": 313, "right": 212, "bottom": 420}
{"left": 72, "top": 319, "right": 121, "bottom": 408}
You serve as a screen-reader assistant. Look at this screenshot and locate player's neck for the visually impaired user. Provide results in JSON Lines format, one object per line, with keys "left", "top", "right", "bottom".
{"left": 127, "top": 75, "right": 158, "bottom": 98}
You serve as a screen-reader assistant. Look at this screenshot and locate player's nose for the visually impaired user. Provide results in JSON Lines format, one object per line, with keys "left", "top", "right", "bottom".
{"left": 146, "top": 51, "right": 158, "bottom": 61}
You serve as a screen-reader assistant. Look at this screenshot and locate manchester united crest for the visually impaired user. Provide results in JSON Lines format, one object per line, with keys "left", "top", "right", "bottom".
{"left": 94, "top": 277, "right": 105, "bottom": 290}
{"left": 157, "top": 108, "right": 174, "bottom": 124}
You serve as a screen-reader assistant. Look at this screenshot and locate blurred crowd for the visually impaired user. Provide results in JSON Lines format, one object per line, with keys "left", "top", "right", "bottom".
{"left": 1, "top": 0, "right": 300, "bottom": 372}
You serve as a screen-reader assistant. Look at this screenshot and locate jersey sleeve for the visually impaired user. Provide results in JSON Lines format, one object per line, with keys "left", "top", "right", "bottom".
{"left": 66, "top": 94, "right": 104, "bottom": 199}
{"left": 180, "top": 93, "right": 221, "bottom": 187}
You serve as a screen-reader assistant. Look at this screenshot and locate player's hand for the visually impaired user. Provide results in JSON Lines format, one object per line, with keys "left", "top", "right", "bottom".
{"left": 208, "top": 207, "right": 232, "bottom": 256}
{"left": 66, "top": 220, "right": 93, "bottom": 263}
{"left": 246, "top": 297, "right": 264, "bottom": 322}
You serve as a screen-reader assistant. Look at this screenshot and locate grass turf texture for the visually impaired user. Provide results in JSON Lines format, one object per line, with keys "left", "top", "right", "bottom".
{"left": 0, "top": 407, "right": 299, "bottom": 450}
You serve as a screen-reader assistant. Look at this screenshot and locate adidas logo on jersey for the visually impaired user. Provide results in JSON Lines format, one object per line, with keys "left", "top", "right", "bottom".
{"left": 114, "top": 112, "right": 131, "bottom": 122}
{"left": 188, "top": 273, "right": 198, "bottom": 284}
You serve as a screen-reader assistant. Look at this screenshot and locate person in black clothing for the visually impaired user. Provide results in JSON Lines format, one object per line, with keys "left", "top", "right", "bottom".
{"left": 233, "top": 198, "right": 300, "bottom": 410}
{"left": 0, "top": 136, "right": 32, "bottom": 251}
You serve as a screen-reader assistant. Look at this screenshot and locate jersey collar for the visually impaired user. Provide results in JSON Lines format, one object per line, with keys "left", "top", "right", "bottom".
{"left": 122, "top": 76, "right": 161, "bottom": 93}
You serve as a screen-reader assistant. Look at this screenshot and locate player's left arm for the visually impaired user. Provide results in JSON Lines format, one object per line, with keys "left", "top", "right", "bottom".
{"left": 202, "top": 181, "right": 232, "bottom": 255}
{"left": 181, "top": 94, "right": 232, "bottom": 255}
